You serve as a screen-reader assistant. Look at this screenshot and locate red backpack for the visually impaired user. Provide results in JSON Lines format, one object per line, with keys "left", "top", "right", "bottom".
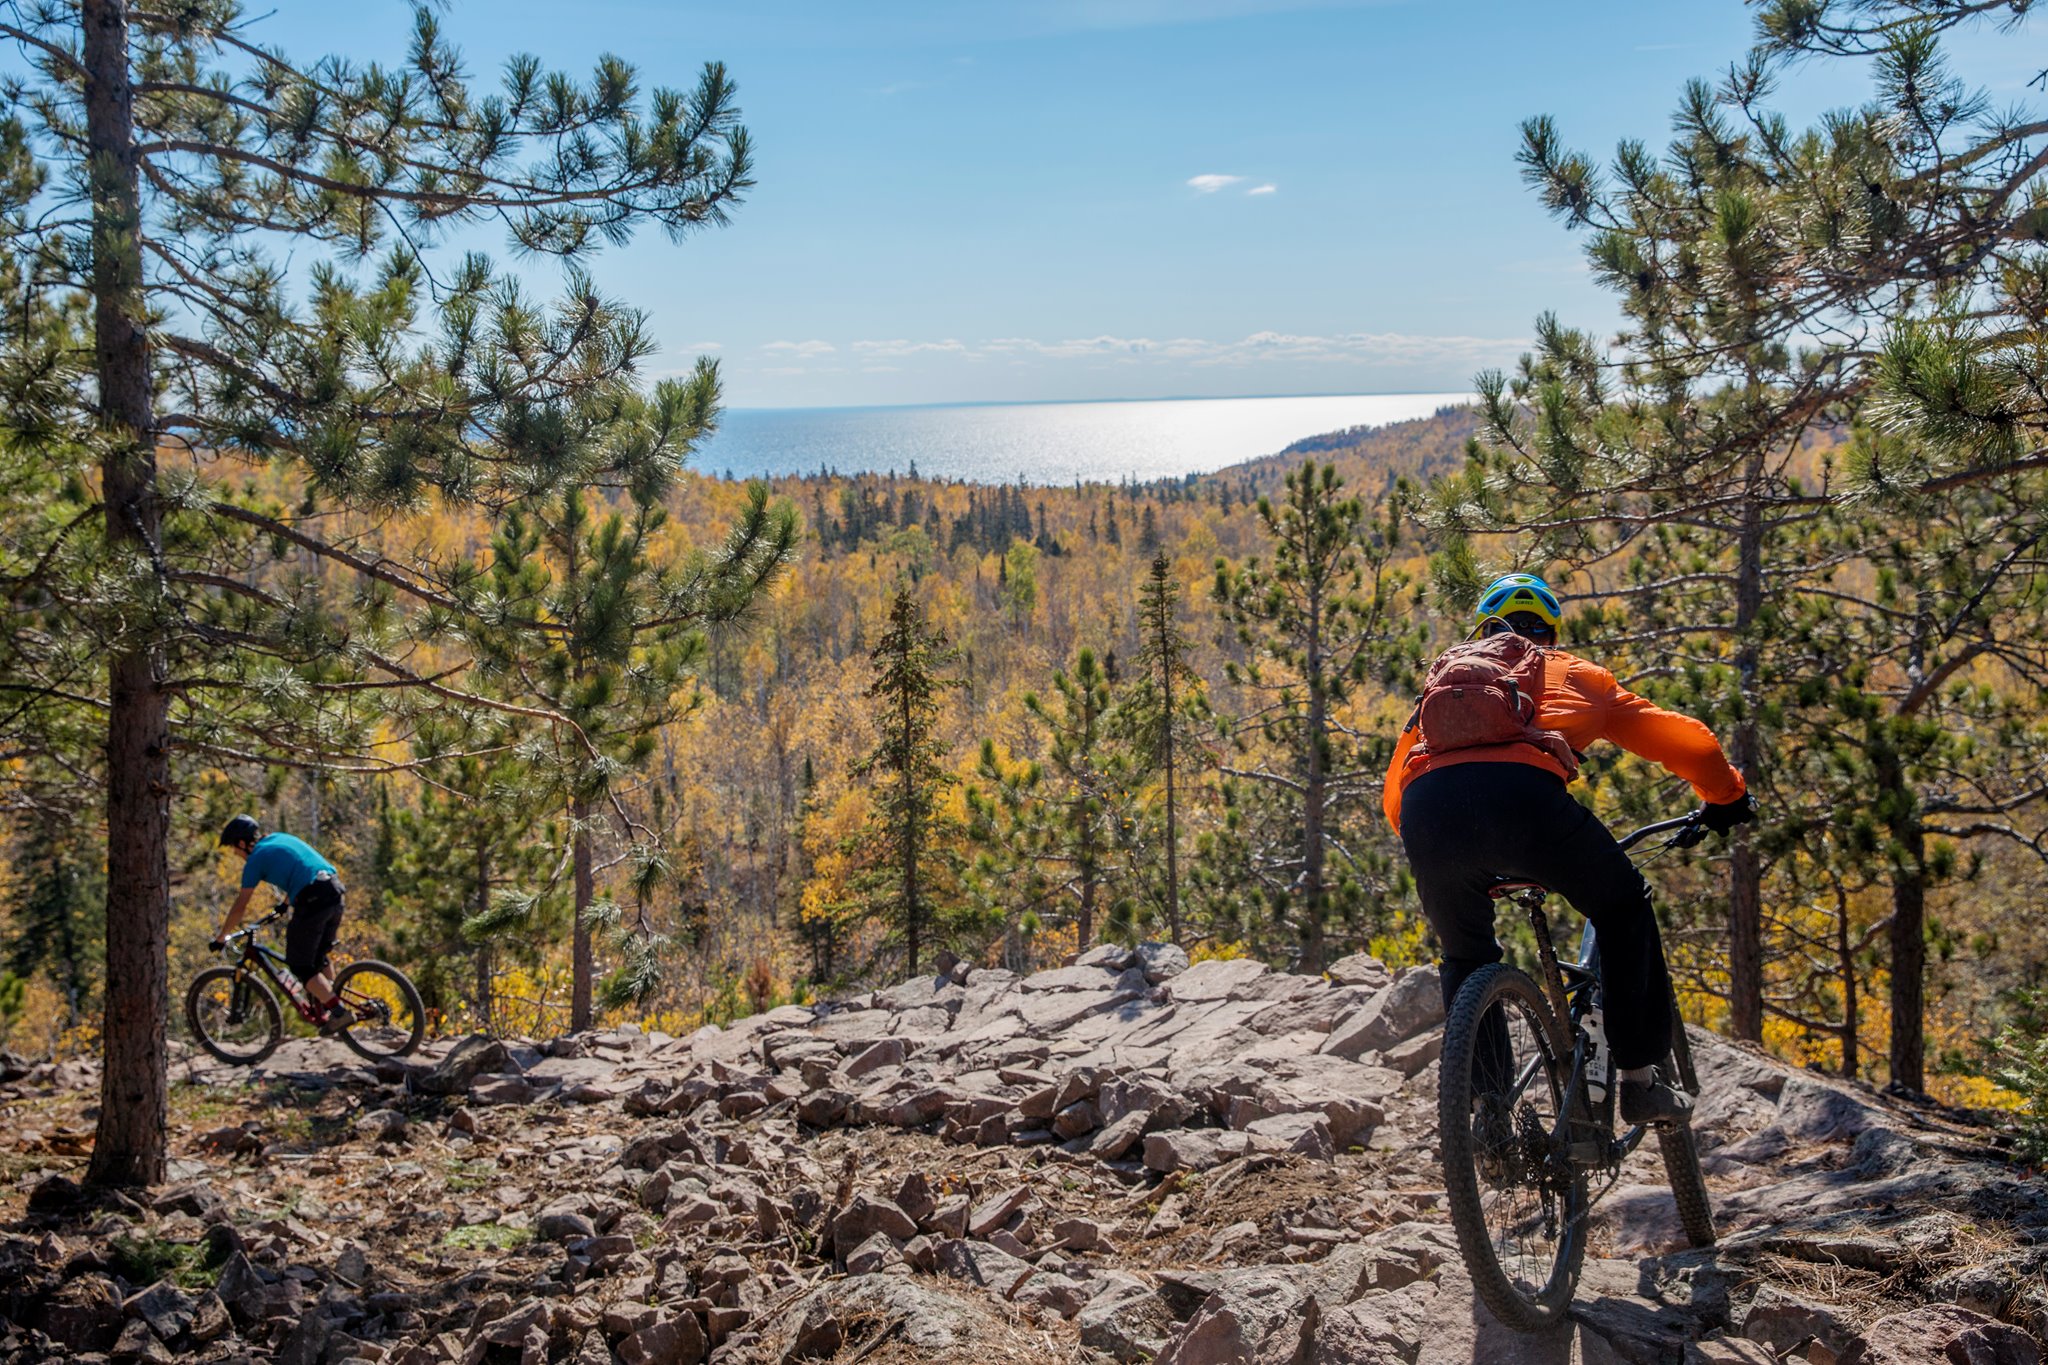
{"left": 1406, "top": 633, "right": 1579, "bottom": 778}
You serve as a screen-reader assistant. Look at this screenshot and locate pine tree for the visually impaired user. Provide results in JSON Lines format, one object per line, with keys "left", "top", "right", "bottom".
{"left": 968, "top": 649, "right": 1138, "bottom": 953}
{"left": 851, "top": 587, "right": 965, "bottom": 977}
{"left": 376, "top": 729, "right": 562, "bottom": 1032}
{"left": 1477, "top": 0, "right": 2048, "bottom": 1081}
{"left": 468, "top": 474, "right": 797, "bottom": 1029}
{"left": 1123, "top": 554, "right": 1206, "bottom": 944}
{"left": 4, "top": 806, "right": 104, "bottom": 1033}
{"left": 1209, "top": 462, "right": 1424, "bottom": 971}
{"left": 1, "top": 1, "right": 755, "bottom": 1183}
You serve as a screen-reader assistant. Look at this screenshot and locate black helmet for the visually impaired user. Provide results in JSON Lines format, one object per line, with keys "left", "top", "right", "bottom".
{"left": 219, "top": 814, "right": 261, "bottom": 849}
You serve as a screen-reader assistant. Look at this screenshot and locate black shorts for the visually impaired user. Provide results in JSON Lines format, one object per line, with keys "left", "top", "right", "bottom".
{"left": 285, "top": 878, "right": 345, "bottom": 982}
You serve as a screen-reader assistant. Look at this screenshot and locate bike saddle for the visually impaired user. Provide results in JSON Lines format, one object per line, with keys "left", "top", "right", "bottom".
{"left": 1485, "top": 876, "right": 1548, "bottom": 900}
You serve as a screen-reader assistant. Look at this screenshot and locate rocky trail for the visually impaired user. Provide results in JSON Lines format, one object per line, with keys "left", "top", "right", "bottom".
{"left": 1, "top": 944, "right": 2042, "bottom": 1364}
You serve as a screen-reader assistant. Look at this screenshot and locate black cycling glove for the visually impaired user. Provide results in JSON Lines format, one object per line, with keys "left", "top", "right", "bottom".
{"left": 209, "top": 937, "right": 226, "bottom": 954}
{"left": 1702, "top": 791, "right": 1757, "bottom": 833}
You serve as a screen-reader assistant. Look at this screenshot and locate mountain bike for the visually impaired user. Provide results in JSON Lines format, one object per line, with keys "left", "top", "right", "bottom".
{"left": 1438, "top": 811, "right": 1716, "bottom": 1332}
{"left": 185, "top": 903, "right": 424, "bottom": 1066}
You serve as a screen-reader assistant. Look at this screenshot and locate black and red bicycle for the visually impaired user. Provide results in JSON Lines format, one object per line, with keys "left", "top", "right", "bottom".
{"left": 185, "top": 903, "right": 424, "bottom": 1065}
{"left": 1438, "top": 810, "right": 1717, "bottom": 1332}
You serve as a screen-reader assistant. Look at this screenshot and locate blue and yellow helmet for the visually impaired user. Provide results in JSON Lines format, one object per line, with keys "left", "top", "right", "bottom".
{"left": 1474, "top": 573, "right": 1563, "bottom": 635}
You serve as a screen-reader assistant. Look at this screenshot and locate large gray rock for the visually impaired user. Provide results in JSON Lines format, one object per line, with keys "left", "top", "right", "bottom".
{"left": 417, "top": 1034, "right": 510, "bottom": 1094}
{"left": 1325, "top": 953, "right": 1393, "bottom": 990}
{"left": 1026, "top": 963, "right": 1126, "bottom": 992}
{"left": 967, "top": 1184, "right": 1034, "bottom": 1238}
{"left": 1246, "top": 984, "right": 1370, "bottom": 1037}
{"left": 1774, "top": 1074, "right": 1889, "bottom": 1143}
{"left": 1144, "top": 1128, "right": 1252, "bottom": 1172}
{"left": 1164, "top": 957, "right": 1273, "bottom": 1002}
{"left": 1320, "top": 966, "right": 1442, "bottom": 1059}
{"left": 618, "top": 1312, "right": 707, "bottom": 1365}
{"left": 1155, "top": 1267, "right": 1320, "bottom": 1365}
{"left": 1241, "top": 1056, "right": 1400, "bottom": 1148}
{"left": 935, "top": 1238, "right": 1034, "bottom": 1297}
{"left": 1246, "top": 1111, "right": 1334, "bottom": 1160}
{"left": 1091, "top": 1108, "right": 1152, "bottom": 1160}
{"left": 842, "top": 1037, "right": 906, "bottom": 1079}
{"left": 124, "top": 1282, "right": 196, "bottom": 1341}
{"left": 1740, "top": 1286, "right": 1852, "bottom": 1358}
{"left": 1015, "top": 980, "right": 1145, "bottom": 1034}
{"left": 831, "top": 1195, "right": 917, "bottom": 1257}
{"left": 1078, "top": 1272, "right": 1174, "bottom": 1362}
{"left": 1841, "top": 1304, "right": 2039, "bottom": 1365}
{"left": 1139, "top": 942, "right": 1191, "bottom": 983}
{"left": 1075, "top": 943, "right": 1137, "bottom": 971}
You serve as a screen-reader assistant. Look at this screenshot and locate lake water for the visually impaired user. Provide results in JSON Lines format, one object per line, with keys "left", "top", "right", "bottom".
{"left": 696, "top": 392, "right": 1471, "bottom": 485}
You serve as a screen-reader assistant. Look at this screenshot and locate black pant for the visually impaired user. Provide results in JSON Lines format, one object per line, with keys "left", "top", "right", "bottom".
{"left": 1400, "top": 762, "right": 1673, "bottom": 1070}
{"left": 285, "top": 878, "right": 345, "bottom": 984}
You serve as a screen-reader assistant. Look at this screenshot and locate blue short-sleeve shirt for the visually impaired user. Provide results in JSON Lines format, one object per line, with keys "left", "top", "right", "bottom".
{"left": 241, "top": 833, "right": 335, "bottom": 902}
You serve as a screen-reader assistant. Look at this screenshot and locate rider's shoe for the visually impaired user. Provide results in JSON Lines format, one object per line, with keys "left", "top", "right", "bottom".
{"left": 317, "top": 1002, "right": 356, "bottom": 1036}
{"left": 1619, "top": 1075, "right": 1694, "bottom": 1128}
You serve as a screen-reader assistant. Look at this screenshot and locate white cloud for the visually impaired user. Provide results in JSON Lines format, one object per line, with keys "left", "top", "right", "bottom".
{"left": 761, "top": 339, "right": 836, "bottom": 357}
{"left": 1247, "top": 183, "right": 1277, "bottom": 196}
{"left": 853, "top": 338, "right": 971, "bottom": 357}
{"left": 679, "top": 340, "right": 722, "bottom": 351}
{"left": 1187, "top": 173, "right": 1244, "bottom": 193}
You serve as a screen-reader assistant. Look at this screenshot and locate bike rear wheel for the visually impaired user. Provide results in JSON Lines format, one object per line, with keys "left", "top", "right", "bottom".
{"left": 332, "top": 960, "right": 425, "bottom": 1060}
{"left": 1439, "top": 963, "right": 1588, "bottom": 1332}
{"left": 1658, "top": 1006, "right": 1716, "bottom": 1247}
{"left": 186, "top": 968, "right": 283, "bottom": 1065}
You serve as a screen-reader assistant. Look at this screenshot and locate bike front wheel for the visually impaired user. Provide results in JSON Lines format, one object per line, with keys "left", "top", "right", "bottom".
{"left": 186, "top": 967, "right": 283, "bottom": 1065}
{"left": 1659, "top": 1008, "right": 1717, "bottom": 1248}
{"left": 332, "top": 960, "right": 425, "bottom": 1061}
{"left": 1439, "top": 963, "right": 1589, "bottom": 1332}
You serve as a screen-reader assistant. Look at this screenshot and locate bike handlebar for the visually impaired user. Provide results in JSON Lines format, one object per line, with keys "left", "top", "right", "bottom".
{"left": 217, "top": 902, "right": 290, "bottom": 954}
{"left": 1616, "top": 811, "right": 1707, "bottom": 854}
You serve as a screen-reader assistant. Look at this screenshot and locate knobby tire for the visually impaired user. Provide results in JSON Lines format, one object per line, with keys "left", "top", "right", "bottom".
{"left": 333, "top": 960, "right": 425, "bottom": 1061}
{"left": 186, "top": 967, "right": 282, "bottom": 1066}
{"left": 1659, "top": 1006, "right": 1717, "bottom": 1248}
{"left": 1439, "top": 963, "right": 1588, "bottom": 1332}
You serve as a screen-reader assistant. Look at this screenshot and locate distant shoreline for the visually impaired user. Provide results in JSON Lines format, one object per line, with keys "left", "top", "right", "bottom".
{"left": 696, "top": 392, "right": 1475, "bottom": 487}
{"left": 725, "top": 389, "right": 1470, "bottom": 416}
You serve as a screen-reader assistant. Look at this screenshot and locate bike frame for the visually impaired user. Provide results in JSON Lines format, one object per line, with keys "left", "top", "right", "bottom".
{"left": 223, "top": 904, "right": 327, "bottom": 1025}
{"left": 1490, "top": 812, "right": 1703, "bottom": 1179}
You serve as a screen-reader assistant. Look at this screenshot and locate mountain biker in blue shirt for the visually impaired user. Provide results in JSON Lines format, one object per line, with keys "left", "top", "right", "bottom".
{"left": 211, "top": 815, "right": 353, "bottom": 1033}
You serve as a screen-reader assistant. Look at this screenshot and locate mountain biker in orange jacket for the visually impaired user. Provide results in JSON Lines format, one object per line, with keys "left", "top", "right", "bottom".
{"left": 211, "top": 815, "right": 354, "bottom": 1034}
{"left": 1384, "top": 574, "right": 1754, "bottom": 1125}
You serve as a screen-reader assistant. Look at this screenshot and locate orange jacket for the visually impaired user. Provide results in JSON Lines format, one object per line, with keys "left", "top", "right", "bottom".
{"left": 1382, "top": 648, "right": 1746, "bottom": 832}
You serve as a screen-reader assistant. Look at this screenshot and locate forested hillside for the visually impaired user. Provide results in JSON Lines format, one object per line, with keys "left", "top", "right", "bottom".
{"left": 3, "top": 399, "right": 2040, "bottom": 1122}
{"left": 0, "top": 0, "right": 2043, "bottom": 1201}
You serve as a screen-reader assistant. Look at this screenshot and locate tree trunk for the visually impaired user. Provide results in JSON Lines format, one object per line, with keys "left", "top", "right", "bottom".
{"left": 901, "top": 686, "right": 921, "bottom": 978}
{"left": 1160, "top": 651, "right": 1182, "bottom": 945}
{"left": 85, "top": 0, "right": 170, "bottom": 1189}
{"left": 1078, "top": 877, "right": 1096, "bottom": 950}
{"left": 1726, "top": 446, "right": 1767, "bottom": 1044}
{"left": 474, "top": 841, "right": 493, "bottom": 1032}
{"left": 1837, "top": 890, "right": 1859, "bottom": 1080}
{"left": 571, "top": 797, "right": 594, "bottom": 1031}
{"left": 1301, "top": 587, "right": 1328, "bottom": 975}
{"left": 1876, "top": 744, "right": 1927, "bottom": 1091}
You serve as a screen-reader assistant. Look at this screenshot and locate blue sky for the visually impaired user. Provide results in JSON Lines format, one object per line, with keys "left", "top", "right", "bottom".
{"left": 199, "top": 3, "right": 2041, "bottom": 407}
